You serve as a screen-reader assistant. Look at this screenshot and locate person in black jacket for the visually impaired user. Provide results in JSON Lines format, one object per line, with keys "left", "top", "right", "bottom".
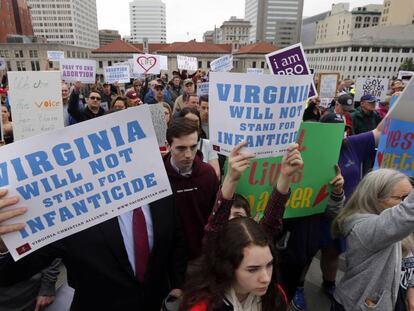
{"left": 0, "top": 189, "right": 187, "bottom": 311}
{"left": 68, "top": 81, "right": 106, "bottom": 123}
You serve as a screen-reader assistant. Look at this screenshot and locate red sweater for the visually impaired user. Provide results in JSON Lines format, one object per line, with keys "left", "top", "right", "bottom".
{"left": 164, "top": 151, "right": 219, "bottom": 260}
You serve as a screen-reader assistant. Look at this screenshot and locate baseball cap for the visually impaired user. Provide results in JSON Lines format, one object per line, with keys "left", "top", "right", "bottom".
{"left": 337, "top": 94, "right": 354, "bottom": 112}
{"left": 183, "top": 78, "right": 194, "bottom": 86}
{"left": 153, "top": 83, "right": 164, "bottom": 90}
{"left": 360, "top": 94, "right": 376, "bottom": 103}
{"left": 126, "top": 90, "right": 139, "bottom": 101}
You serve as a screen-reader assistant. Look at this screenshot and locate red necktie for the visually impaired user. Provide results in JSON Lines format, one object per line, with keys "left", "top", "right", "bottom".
{"left": 133, "top": 207, "right": 149, "bottom": 283}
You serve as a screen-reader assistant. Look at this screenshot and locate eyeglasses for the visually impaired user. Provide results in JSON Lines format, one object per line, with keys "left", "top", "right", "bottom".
{"left": 390, "top": 194, "right": 409, "bottom": 201}
{"left": 89, "top": 96, "right": 101, "bottom": 101}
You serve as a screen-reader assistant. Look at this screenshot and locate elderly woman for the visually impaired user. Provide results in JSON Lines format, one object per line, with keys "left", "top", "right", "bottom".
{"left": 332, "top": 169, "right": 414, "bottom": 311}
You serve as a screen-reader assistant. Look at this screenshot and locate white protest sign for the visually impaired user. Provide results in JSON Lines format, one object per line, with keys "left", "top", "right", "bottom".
{"left": 247, "top": 68, "right": 264, "bottom": 74}
{"left": 354, "top": 77, "right": 389, "bottom": 102}
{"left": 158, "top": 55, "right": 168, "bottom": 71}
{"left": 133, "top": 54, "right": 160, "bottom": 75}
{"left": 7, "top": 71, "right": 64, "bottom": 141}
{"left": 0, "top": 105, "right": 172, "bottom": 261}
{"left": 47, "top": 51, "right": 65, "bottom": 61}
{"left": 148, "top": 103, "right": 167, "bottom": 147}
{"left": 60, "top": 59, "right": 96, "bottom": 84}
{"left": 197, "top": 82, "right": 209, "bottom": 96}
{"left": 0, "top": 57, "right": 6, "bottom": 70}
{"left": 126, "top": 59, "right": 145, "bottom": 79}
{"left": 177, "top": 55, "right": 198, "bottom": 71}
{"left": 104, "top": 65, "right": 130, "bottom": 84}
{"left": 398, "top": 71, "right": 414, "bottom": 86}
{"left": 209, "top": 72, "right": 313, "bottom": 158}
{"left": 210, "top": 54, "right": 233, "bottom": 72}
{"left": 387, "top": 77, "right": 414, "bottom": 122}
{"left": 318, "top": 73, "right": 339, "bottom": 99}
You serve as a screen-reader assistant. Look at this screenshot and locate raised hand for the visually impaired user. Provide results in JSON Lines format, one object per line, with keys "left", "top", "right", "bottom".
{"left": 330, "top": 165, "right": 344, "bottom": 195}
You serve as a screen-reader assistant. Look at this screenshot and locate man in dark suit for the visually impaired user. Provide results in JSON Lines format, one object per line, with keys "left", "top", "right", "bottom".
{"left": 0, "top": 190, "right": 186, "bottom": 311}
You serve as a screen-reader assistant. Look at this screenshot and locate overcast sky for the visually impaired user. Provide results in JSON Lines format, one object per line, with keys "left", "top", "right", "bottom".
{"left": 96, "top": 0, "right": 384, "bottom": 43}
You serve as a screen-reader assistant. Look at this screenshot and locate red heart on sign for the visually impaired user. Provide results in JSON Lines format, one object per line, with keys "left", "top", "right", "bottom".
{"left": 136, "top": 56, "right": 157, "bottom": 73}
{"left": 377, "top": 151, "right": 384, "bottom": 167}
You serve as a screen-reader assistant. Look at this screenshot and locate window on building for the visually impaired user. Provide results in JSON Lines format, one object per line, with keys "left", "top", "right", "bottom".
{"left": 14, "top": 50, "right": 23, "bottom": 58}
{"left": 382, "top": 47, "right": 390, "bottom": 52}
{"left": 356, "top": 56, "right": 358, "bottom": 62}
{"left": 108, "top": 61, "right": 112, "bottom": 66}
{"left": 6, "top": 61, "right": 11, "bottom": 71}
{"left": 16, "top": 61, "right": 26, "bottom": 71}
{"left": 351, "top": 47, "right": 360, "bottom": 52}
{"left": 99, "top": 61, "right": 103, "bottom": 68}
{"left": 372, "top": 47, "right": 380, "bottom": 52}
{"left": 402, "top": 48, "right": 411, "bottom": 53}
{"left": 49, "top": 61, "right": 53, "bottom": 69}
{"left": 364, "top": 16, "right": 371, "bottom": 22}
{"left": 362, "top": 47, "right": 370, "bottom": 52}
{"left": 392, "top": 48, "right": 400, "bottom": 53}
{"left": 261, "top": 61, "right": 265, "bottom": 69}
{"left": 207, "top": 61, "right": 211, "bottom": 68}
{"left": 29, "top": 50, "right": 38, "bottom": 58}
{"left": 198, "top": 61, "right": 202, "bottom": 68}
{"left": 252, "top": 61, "right": 256, "bottom": 68}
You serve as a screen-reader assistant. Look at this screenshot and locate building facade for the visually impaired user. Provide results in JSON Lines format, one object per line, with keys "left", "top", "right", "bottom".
{"left": 245, "top": 0, "right": 304, "bottom": 48}
{"left": 381, "top": 0, "right": 414, "bottom": 26}
{"left": 217, "top": 16, "right": 251, "bottom": 45}
{"left": 315, "top": 3, "right": 382, "bottom": 45}
{"left": 301, "top": 11, "right": 329, "bottom": 47}
{"left": 0, "top": 0, "right": 33, "bottom": 43}
{"left": 99, "top": 30, "right": 121, "bottom": 47}
{"left": 0, "top": 41, "right": 91, "bottom": 72}
{"left": 305, "top": 25, "right": 414, "bottom": 81}
{"left": 129, "top": 0, "right": 166, "bottom": 43}
{"left": 27, "top": 0, "right": 99, "bottom": 49}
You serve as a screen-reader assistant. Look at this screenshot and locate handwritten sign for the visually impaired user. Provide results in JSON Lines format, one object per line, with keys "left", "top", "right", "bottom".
{"left": 387, "top": 77, "right": 414, "bottom": 122}
{"left": 0, "top": 57, "right": 6, "bottom": 70}
{"left": 104, "top": 65, "right": 130, "bottom": 84}
{"left": 177, "top": 55, "right": 198, "bottom": 71}
{"left": 47, "top": 51, "right": 65, "bottom": 61}
{"left": 7, "top": 71, "right": 64, "bottom": 141}
{"left": 133, "top": 54, "right": 160, "bottom": 75}
{"left": 354, "top": 77, "right": 388, "bottom": 102}
{"left": 0, "top": 105, "right": 172, "bottom": 261}
{"left": 197, "top": 82, "right": 209, "bottom": 96}
{"left": 234, "top": 122, "right": 344, "bottom": 218}
{"left": 318, "top": 73, "right": 339, "bottom": 99}
{"left": 60, "top": 59, "right": 96, "bottom": 84}
{"left": 265, "top": 43, "right": 317, "bottom": 97}
{"left": 210, "top": 55, "right": 233, "bottom": 72}
{"left": 209, "top": 72, "right": 313, "bottom": 158}
{"left": 247, "top": 68, "right": 264, "bottom": 74}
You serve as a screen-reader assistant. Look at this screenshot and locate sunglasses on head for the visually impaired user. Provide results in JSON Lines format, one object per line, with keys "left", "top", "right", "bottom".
{"left": 89, "top": 96, "right": 101, "bottom": 101}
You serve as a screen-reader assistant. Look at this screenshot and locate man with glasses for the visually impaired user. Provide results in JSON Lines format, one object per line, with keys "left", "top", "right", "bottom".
{"left": 68, "top": 81, "right": 106, "bottom": 123}
{"left": 163, "top": 118, "right": 219, "bottom": 262}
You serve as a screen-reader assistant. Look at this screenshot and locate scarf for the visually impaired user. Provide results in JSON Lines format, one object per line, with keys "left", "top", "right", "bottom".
{"left": 224, "top": 288, "right": 262, "bottom": 311}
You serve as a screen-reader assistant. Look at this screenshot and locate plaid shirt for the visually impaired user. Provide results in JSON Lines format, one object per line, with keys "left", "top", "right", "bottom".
{"left": 204, "top": 187, "right": 291, "bottom": 245}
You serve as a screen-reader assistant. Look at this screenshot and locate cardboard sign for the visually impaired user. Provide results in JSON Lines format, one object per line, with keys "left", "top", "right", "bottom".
{"left": 210, "top": 54, "right": 233, "bottom": 72}
{"left": 0, "top": 57, "right": 6, "bottom": 70}
{"left": 209, "top": 72, "right": 314, "bottom": 158}
{"left": 234, "top": 122, "right": 344, "bottom": 218}
{"left": 47, "top": 51, "right": 65, "bottom": 61}
{"left": 197, "top": 82, "right": 209, "bottom": 96}
{"left": 247, "top": 68, "right": 264, "bottom": 74}
{"left": 177, "top": 55, "right": 198, "bottom": 71}
{"left": 387, "top": 77, "right": 414, "bottom": 122}
{"left": 7, "top": 71, "right": 64, "bottom": 140}
{"left": 265, "top": 43, "right": 317, "bottom": 97}
{"left": 318, "top": 73, "right": 339, "bottom": 99}
{"left": 104, "top": 65, "right": 130, "bottom": 84}
{"left": 60, "top": 59, "right": 96, "bottom": 84}
{"left": 354, "top": 77, "right": 389, "bottom": 102}
{"left": 133, "top": 54, "right": 161, "bottom": 75}
{"left": 0, "top": 105, "right": 172, "bottom": 261}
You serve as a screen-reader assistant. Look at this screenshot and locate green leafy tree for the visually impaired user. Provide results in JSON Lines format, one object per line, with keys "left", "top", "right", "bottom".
{"left": 399, "top": 58, "right": 414, "bottom": 71}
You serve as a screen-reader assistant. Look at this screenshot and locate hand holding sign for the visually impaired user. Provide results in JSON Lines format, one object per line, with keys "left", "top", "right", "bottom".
{"left": 330, "top": 165, "right": 344, "bottom": 195}
{"left": 0, "top": 189, "right": 26, "bottom": 252}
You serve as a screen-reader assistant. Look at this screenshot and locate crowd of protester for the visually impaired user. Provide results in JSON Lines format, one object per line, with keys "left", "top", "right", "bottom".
{"left": 0, "top": 68, "right": 412, "bottom": 311}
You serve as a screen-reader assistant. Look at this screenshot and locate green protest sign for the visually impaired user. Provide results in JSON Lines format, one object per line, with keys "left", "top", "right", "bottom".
{"left": 234, "top": 122, "right": 344, "bottom": 218}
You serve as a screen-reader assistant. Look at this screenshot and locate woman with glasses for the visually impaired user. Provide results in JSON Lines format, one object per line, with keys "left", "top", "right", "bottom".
{"left": 331, "top": 169, "right": 414, "bottom": 311}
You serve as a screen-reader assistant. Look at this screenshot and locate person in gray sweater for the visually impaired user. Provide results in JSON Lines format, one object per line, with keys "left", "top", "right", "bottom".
{"left": 332, "top": 169, "right": 414, "bottom": 311}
